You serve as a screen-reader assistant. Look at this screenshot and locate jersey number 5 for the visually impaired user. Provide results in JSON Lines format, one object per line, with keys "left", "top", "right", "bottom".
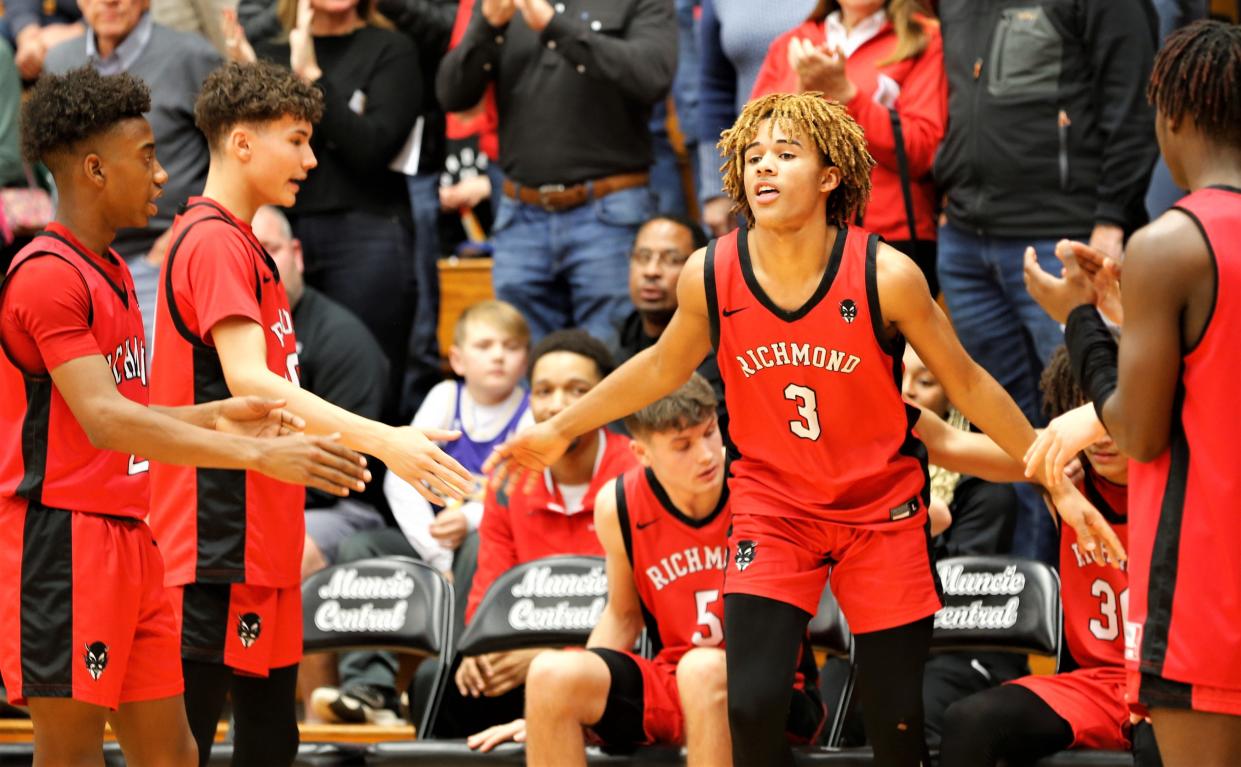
{"left": 784, "top": 383, "right": 821, "bottom": 441}
{"left": 691, "top": 589, "right": 723, "bottom": 646}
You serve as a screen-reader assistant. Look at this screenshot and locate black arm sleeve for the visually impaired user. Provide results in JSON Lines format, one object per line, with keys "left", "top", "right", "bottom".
{"left": 1065, "top": 304, "right": 1120, "bottom": 423}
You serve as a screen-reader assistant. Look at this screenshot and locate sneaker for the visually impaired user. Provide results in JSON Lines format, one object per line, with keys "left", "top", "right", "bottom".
{"left": 316, "top": 683, "right": 401, "bottom": 725}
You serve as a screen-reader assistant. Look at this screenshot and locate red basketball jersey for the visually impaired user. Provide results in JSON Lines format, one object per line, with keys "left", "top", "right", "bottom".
{"left": 0, "top": 230, "right": 149, "bottom": 518}
{"left": 616, "top": 467, "right": 731, "bottom": 665}
{"left": 149, "top": 198, "right": 303, "bottom": 588}
{"left": 707, "top": 225, "right": 926, "bottom": 526}
{"left": 1061, "top": 469, "right": 1128, "bottom": 670}
{"left": 1127, "top": 186, "right": 1241, "bottom": 690}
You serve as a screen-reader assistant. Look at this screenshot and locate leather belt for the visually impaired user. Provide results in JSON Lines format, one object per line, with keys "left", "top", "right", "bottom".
{"left": 502, "top": 172, "right": 649, "bottom": 212}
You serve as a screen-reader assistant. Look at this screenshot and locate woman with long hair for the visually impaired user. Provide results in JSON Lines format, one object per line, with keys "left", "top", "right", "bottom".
{"left": 752, "top": 0, "right": 946, "bottom": 294}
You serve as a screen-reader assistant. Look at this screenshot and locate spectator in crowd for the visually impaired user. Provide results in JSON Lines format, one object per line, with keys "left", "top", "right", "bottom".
{"left": 44, "top": 0, "right": 219, "bottom": 348}
{"left": 150, "top": 0, "right": 229, "bottom": 54}
{"left": 243, "top": 0, "right": 422, "bottom": 422}
{"left": 696, "top": 0, "right": 816, "bottom": 236}
{"left": 7, "top": 0, "right": 82, "bottom": 79}
{"left": 0, "top": 42, "right": 23, "bottom": 189}
{"left": 1145, "top": 0, "right": 1209, "bottom": 218}
{"left": 751, "top": 0, "right": 946, "bottom": 294}
{"left": 370, "top": 0, "right": 459, "bottom": 413}
{"left": 612, "top": 214, "right": 724, "bottom": 423}
{"left": 308, "top": 300, "right": 531, "bottom": 725}
{"left": 436, "top": 0, "right": 677, "bottom": 345}
{"left": 933, "top": 0, "right": 1158, "bottom": 561}
{"left": 251, "top": 205, "right": 390, "bottom": 583}
{"left": 649, "top": 0, "right": 701, "bottom": 218}
{"left": 433, "top": 330, "right": 638, "bottom": 737}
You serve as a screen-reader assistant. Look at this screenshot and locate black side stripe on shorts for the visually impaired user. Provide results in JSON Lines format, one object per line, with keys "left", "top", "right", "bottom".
{"left": 181, "top": 583, "right": 231, "bottom": 663}
{"left": 1140, "top": 383, "right": 1191, "bottom": 676}
{"left": 20, "top": 503, "right": 73, "bottom": 696}
{"left": 15, "top": 377, "right": 52, "bottom": 505}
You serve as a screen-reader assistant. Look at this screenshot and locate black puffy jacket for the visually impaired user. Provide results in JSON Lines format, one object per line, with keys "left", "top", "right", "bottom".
{"left": 934, "top": 0, "right": 1160, "bottom": 238}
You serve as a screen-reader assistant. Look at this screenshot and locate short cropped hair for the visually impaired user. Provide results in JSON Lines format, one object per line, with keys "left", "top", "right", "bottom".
{"left": 21, "top": 67, "right": 150, "bottom": 167}
{"left": 624, "top": 373, "right": 717, "bottom": 438}
{"left": 638, "top": 213, "right": 709, "bottom": 252}
{"left": 529, "top": 329, "right": 615, "bottom": 382}
{"left": 453, "top": 300, "right": 531, "bottom": 348}
{"left": 195, "top": 61, "right": 324, "bottom": 150}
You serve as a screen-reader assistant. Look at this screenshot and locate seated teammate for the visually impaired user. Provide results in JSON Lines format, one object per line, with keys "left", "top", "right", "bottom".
{"left": 940, "top": 347, "right": 1161, "bottom": 767}
{"left": 0, "top": 68, "right": 367, "bottom": 767}
{"left": 468, "top": 375, "right": 826, "bottom": 764}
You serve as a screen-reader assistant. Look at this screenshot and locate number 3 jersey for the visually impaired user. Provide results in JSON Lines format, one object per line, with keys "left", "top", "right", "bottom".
{"left": 706, "top": 225, "right": 926, "bottom": 527}
{"left": 149, "top": 197, "right": 303, "bottom": 588}
{"left": 616, "top": 466, "right": 731, "bottom": 666}
{"left": 1062, "top": 467, "right": 1128, "bottom": 670}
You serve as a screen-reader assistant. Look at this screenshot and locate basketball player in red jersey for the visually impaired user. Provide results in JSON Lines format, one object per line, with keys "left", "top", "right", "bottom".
{"left": 148, "top": 61, "right": 473, "bottom": 766}
{"left": 488, "top": 91, "right": 1123, "bottom": 765}
{"left": 1022, "top": 21, "right": 1241, "bottom": 765}
{"left": 0, "top": 68, "right": 369, "bottom": 767}
{"left": 941, "top": 348, "right": 1163, "bottom": 766}
{"left": 469, "top": 375, "right": 824, "bottom": 764}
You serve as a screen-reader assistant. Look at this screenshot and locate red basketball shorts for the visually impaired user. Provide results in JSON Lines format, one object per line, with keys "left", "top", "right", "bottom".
{"left": 0, "top": 501, "right": 182, "bottom": 708}
{"left": 724, "top": 510, "right": 942, "bottom": 633}
{"left": 169, "top": 581, "right": 302, "bottom": 676}
{"left": 1128, "top": 668, "right": 1241, "bottom": 718}
{"left": 587, "top": 648, "right": 684, "bottom": 746}
{"left": 1014, "top": 666, "right": 1131, "bottom": 750}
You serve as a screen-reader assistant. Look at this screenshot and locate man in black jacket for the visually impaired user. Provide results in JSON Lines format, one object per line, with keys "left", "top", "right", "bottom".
{"left": 933, "top": 0, "right": 1158, "bottom": 562}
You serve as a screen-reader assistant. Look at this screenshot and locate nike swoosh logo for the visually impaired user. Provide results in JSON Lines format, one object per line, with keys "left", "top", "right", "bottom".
{"left": 636, "top": 519, "right": 658, "bottom": 530}
{"left": 722, "top": 307, "right": 747, "bottom": 317}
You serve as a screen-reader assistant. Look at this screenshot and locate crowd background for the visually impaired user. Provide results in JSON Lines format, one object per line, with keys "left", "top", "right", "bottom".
{"left": 0, "top": 0, "right": 1238, "bottom": 742}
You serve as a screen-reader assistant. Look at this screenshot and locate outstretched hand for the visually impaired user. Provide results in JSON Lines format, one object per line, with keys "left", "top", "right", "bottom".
{"left": 467, "top": 718, "right": 527, "bottom": 753}
{"left": 1024, "top": 404, "right": 1108, "bottom": 487}
{"left": 482, "top": 420, "right": 572, "bottom": 497}
{"left": 255, "top": 433, "right": 371, "bottom": 496}
{"left": 1056, "top": 240, "right": 1124, "bottom": 326}
{"left": 380, "top": 426, "right": 474, "bottom": 506}
{"left": 1046, "top": 481, "right": 1126, "bottom": 567}
{"left": 214, "top": 396, "right": 304, "bottom": 438}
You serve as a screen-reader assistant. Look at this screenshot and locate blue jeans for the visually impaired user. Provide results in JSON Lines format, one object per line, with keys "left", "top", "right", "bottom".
{"left": 490, "top": 186, "right": 654, "bottom": 345}
{"left": 937, "top": 223, "right": 1067, "bottom": 563}
{"left": 405, "top": 173, "right": 445, "bottom": 412}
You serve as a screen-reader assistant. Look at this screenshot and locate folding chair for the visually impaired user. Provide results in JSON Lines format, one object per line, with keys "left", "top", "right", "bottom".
{"left": 301, "top": 556, "right": 454, "bottom": 738}
{"left": 807, "top": 582, "right": 854, "bottom": 749}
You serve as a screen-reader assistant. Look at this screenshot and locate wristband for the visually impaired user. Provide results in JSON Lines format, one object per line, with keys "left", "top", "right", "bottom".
{"left": 1064, "top": 304, "right": 1118, "bottom": 423}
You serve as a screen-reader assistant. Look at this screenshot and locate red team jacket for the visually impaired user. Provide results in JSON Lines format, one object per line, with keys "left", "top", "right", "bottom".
{"left": 0, "top": 226, "right": 149, "bottom": 518}
{"left": 616, "top": 466, "right": 731, "bottom": 664}
{"left": 1128, "top": 186, "right": 1241, "bottom": 692}
{"left": 466, "top": 430, "right": 636, "bottom": 623}
{"left": 707, "top": 225, "right": 927, "bottom": 526}
{"left": 149, "top": 198, "right": 304, "bottom": 588}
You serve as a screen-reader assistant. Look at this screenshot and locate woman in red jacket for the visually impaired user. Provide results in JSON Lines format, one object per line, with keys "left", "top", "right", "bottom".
{"left": 752, "top": 0, "right": 946, "bottom": 294}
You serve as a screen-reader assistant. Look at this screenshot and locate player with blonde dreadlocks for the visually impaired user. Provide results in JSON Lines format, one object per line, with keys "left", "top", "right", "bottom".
{"left": 486, "top": 91, "right": 1124, "bottom": 767}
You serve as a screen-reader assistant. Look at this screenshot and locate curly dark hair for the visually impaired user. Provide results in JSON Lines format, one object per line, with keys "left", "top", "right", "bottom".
{"left": 21, "top": 67, "right": 151, "bottom": 167}
{"left": 1148, "top": 20, "right": 1241, "bottom": 151}
{"left": 529, "top": 329, "right": 615, "bottom": 382}
{"left": 1040, "top": 346, "right": 1085, "bottom": 420}
{"left": 195, "top": 61, "right": 324, "bottom": 149}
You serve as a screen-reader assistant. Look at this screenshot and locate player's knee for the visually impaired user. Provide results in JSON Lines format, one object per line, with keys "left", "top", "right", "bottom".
{"left": 677, "top": 648, "right": 727, "bottom": 705}
{"left": 941, "top": 694, "right": 996, "bottom": 753}
{"left": 526, "top": 651, "right": 594, "bottom": 714}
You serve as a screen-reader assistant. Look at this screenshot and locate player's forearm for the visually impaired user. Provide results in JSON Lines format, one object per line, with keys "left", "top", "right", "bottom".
{"left": 948, "top": 364, "right": 1045, "bottom": 482}
{"left": 585, "top": 607, "right": 643, "bottom": 652}
{"left": 928, "top": 428, "right": 1028, "bottom": 484}
{"left": 150, "top": 402, "right": 220, "bottom": 430}
{"left": 225, "top": 366, "right": 390, "bottom": 455}
{"left": 551, "top": 346, "right": 689, "bottom": 440}
{"left": 90, "top": 397, "right": 263, "bottom": 470}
